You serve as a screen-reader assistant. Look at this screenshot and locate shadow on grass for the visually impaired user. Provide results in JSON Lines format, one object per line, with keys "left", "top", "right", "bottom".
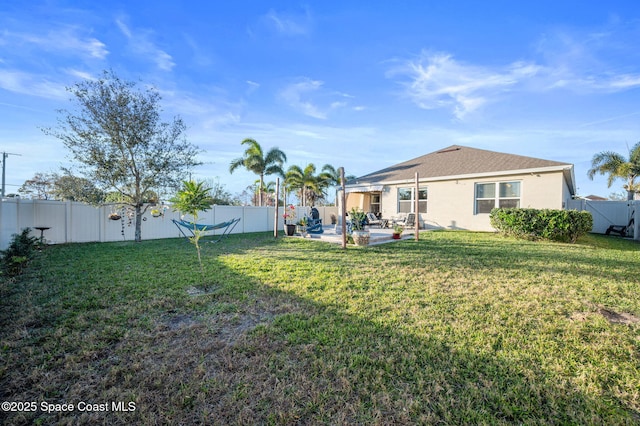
{"left": 1, "top": 232, "right": 638, "bottom": 424}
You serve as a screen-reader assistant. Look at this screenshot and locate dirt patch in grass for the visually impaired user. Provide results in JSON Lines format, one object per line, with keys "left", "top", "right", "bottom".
{"left": 570, "top": 305, "right": 640, "bottom": 325}
{"left": 185, "top": 285, "right": 218, "bottom": 296}
{"left": 160, "top": 300, "right": 280, "bottom": 344}
{"left": 597, "top": 306, "right": 640, "bottom": 325}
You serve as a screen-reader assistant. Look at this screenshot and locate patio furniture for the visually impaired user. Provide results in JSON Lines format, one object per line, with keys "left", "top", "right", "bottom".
{"left": 605, "top": 211, "right": 635, "bottom": 237}
{"left": 393, "top": 213, "right": 416, "bottom": 229}
{"left": 172, "top": 217, "right": 241, "bottom": 243}
{"left": 366, "top": 212, "right": 383, "bottom": 228}
{"left": 35, "top": 226, "right": 50, "bottom": 245}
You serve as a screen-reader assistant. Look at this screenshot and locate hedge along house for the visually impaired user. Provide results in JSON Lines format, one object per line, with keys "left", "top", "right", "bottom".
{"left": 344, "top": 145, "right": 576, "bottom": 231}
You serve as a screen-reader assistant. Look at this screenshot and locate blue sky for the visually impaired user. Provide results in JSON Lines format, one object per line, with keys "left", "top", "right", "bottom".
{"left": 2, "top": 1, "right": 640, "bottom": 200}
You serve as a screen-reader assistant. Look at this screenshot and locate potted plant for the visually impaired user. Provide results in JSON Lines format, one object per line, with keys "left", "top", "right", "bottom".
{"left": 150, "top": 208, "right": 162, "bottom": 218}
{"left": 298, "top": 216, "right": 308, "bottom": 237}
{"left": 283, "top": 204, "right": 296, "bottom": 236}
{"left": 349, "top": 208, "right": 369, "bottom": 246}
{"left": 392, "top": 224, "right": 403, "bottom": 239}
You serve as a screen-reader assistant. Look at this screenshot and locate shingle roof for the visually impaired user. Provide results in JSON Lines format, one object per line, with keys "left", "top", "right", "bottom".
{"left": 352, "top": 145, "right": 572, "bottom": 184}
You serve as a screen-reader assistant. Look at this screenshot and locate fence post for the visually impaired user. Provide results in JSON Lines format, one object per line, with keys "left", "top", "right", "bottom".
{"left": 340, "top": 167, "right": 346, "bottom": 249}
{"left": 633, "top": 201, "right": 640, "bottom": 241}
{"left": 274, "top": 178, "right": 280, "bottom": 238}
{"left": 66, "top": 200, "right": 72, "bottom": 243}
{"left": 414, "top": 172, "right": 419, "bottom": 241}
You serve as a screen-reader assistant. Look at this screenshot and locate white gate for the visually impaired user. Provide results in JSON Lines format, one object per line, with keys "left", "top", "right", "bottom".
{"left": 567, "top": 199, "right": 637, "bottom": 239}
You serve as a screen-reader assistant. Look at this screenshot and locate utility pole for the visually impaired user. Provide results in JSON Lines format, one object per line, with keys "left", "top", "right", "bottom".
{"left": 1, "top": 152, "right": 21, "bottom": 198}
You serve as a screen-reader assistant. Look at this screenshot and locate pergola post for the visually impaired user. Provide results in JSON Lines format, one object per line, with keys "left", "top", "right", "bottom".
{"left": 415, "top": 172, "right": 419, "bottom": 241}
{"left": 340, "top": 167, "right": 347, "bottom": 249}
{"left": 274, "top": 177, "right": 280, "bottom": 238}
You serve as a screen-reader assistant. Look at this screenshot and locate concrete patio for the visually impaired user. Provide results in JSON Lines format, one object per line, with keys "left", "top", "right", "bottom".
{"left": 284, "top": 225, "right": 415, "bottom": 245}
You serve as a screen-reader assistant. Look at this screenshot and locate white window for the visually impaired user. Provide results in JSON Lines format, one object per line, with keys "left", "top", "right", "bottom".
{"left": 475, "top": 181, "right": 520, "bottom": 214}
{"left": 398, "top": 187, "right": 427, "bottom": 213}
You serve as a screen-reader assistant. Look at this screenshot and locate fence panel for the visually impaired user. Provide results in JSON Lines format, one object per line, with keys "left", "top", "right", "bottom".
{"left": 1, "top": 199, "right": 328, "bottom": 249}
{"left": 0, "top": 199, "right": 20, "bottom": 249}
{"left": 33, "top": 200, "right": 67, "bottom": 244}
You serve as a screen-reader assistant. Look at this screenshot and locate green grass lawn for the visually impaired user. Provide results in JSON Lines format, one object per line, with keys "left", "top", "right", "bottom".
{"left": 1, "top": 231, "right": 639, "bottom": 424}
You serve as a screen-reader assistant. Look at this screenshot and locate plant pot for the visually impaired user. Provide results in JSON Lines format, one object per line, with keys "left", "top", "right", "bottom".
{"left": 352, "top": 230, "right": 370, "bottom": 246}
{"left": 285, "top": 224, "right": 296, "bottom": 236}
{"left": 392, "top": 233, "right": 401, "bottom": 240}
{"left": 108, "top": 214, "right": 121, "bottom": 221}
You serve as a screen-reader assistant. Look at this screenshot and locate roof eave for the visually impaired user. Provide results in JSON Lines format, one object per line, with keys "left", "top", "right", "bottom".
{"left": 348, "top": 165, "right": 574, "bottom": 187}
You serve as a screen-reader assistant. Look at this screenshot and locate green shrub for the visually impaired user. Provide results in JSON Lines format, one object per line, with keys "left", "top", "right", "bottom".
{"left": 490, "top": 208, "right": 593, "bottom": 243}
{"left": 1, "top": 228, "right": 39, "bottom": 276}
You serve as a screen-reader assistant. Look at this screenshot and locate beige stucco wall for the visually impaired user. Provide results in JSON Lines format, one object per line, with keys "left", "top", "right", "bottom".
{"left": 345, "top": 192, "right": 370, "bottom": 212}
{"left": 367, "top": 170, "right": 569, "bottom": 232}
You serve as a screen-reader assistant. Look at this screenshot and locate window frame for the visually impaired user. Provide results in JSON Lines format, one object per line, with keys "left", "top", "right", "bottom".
{"left": 370, "top": 193, "right": 381, "bottom": 214}
{"left": 474, "top": 181, "right": 521, "bottom": 214}
{"left": 397, "top": 187, "right": 427, "bottom": 213}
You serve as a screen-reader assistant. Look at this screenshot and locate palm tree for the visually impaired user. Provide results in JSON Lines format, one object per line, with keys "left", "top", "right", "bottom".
{"left": 588, "top": 142, "right": 640, "bottom": 200}
{"left": 286, "top": 164, "right": 329, "bottom": 206}
{"left": 319, "top": 164, "right": 356, "bottom": 206}
{"left": 320, "top": 164, "right": 356, "bottom": 187}
{"left": 170, "top": 180, "right": 213, "bottom": 286}
{"left": 253, "top": 179, "right": 278, "bottom": 206}
{"left": 229, "top": 138, "right": 287, "bottom": 206}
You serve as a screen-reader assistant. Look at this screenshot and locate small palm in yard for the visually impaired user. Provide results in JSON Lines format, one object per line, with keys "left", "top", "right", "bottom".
{"left": 170, "top": 180, "right": 213, "bottom": 286}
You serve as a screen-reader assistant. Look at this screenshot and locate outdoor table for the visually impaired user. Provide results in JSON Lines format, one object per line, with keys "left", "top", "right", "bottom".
{"left": 35, "top": 226, "right": 50, "bottom": 245}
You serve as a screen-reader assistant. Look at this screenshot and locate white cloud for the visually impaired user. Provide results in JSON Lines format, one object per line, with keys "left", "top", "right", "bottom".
{"left": 390, "top": 40, "right": 640, "bottom": 119}
{"left": 115, "top": 18, "right": 175, "bottom": 71}
{"left": 1, "top": 28, "right": 108, "bottom": 60}
{"left": 245, "top": 80, "right": 260, "bottom": 95}
{"left": 64, "top": 69, "right": 95, "bottom": 81}
{"left": 608, "top": 74, "right": 640, "bottom": 89}
{"left": 279, "top": 78, "right": 327, "bottom": 119}
{"left": 264, "top": 8, "right": 312, "bottom": 36}
{"left": 278, "top": 78, "right": 356, "bottom": 119}
{"left": 534, "top": 26, "right": 640, "bottom": 92}
{"left": 0, "top": 69, "right": 67, "bottom": 99}
{"left": 390, "top": 51, "right": 541, "bottom": 119}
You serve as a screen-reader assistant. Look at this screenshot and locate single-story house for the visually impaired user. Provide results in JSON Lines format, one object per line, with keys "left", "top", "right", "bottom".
{"left": 583, "top": 194, "right": 608, "bottom": 201}
{"left": 344, "top": 145, "right": 576, "bottom": 231}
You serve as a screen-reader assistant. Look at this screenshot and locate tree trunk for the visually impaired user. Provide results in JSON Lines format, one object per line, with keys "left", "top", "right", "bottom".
{"left": 259, "top": 174, "right": 264, "bottom": 207}
{"left": 135, "top": 203, "right": 142, "bottom": 242}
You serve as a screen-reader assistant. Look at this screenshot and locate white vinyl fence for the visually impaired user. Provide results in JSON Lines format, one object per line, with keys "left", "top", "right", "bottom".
{"left": 567, "top": 199, "right": 639, "bottom": 240}
{"left": 0, "top": 199, "right": 338, "bottom": 250}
